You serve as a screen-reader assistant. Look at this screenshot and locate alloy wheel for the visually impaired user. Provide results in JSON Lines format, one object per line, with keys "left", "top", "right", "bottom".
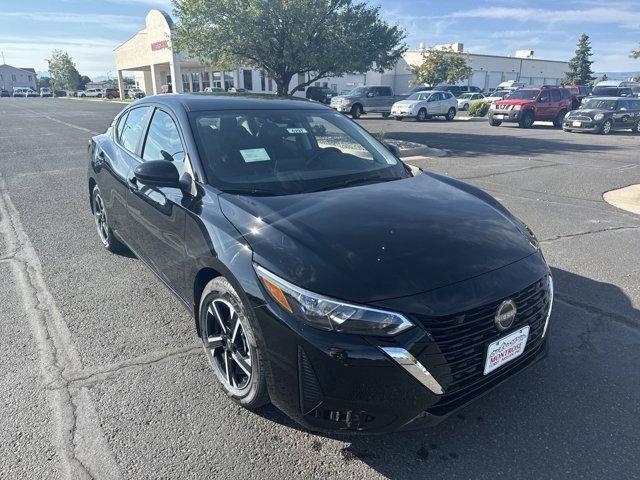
{"left": 202, "top": 298, "right": 252, "bottom": 395}
{"left": 601, "top": 120, "right": 612, "bottom": 135}
{"left": 93, "top": 192, "right": 110, "bottom": 246}
{"left": 417, "top": 109, "right": 427, "bottom": 121}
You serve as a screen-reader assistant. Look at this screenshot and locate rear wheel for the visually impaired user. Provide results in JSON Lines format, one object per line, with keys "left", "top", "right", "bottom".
{"left": 445, "top": 108, "right": 456, "bottom": 121}
{"left": 395, "top": 116, "right": 403, "bottom": 121}
{"left": 416, "top": 108, "right": 427, "bottom": 122}
{"left": 519, "top": 111, "right": 534, "bottom": 128}
{"left": 381, "top": 112, "right": 390, "bottom": 118}
{"left": 600, "top": 119, "right": 613, "bottom": 135}
{"left": 91, "top": 186, "right": 126, "bottom": 253}
{"left": 199, "top": 277, "right": 269, "bottom": 409}
{"left": 462, "top": 103, "right": 469, "bottom": 111}
{"left": 350, "top": 104, "right": 362, "bottom": 119}
{"left": 634, "top": 120, "right": 640, "bottom": 134}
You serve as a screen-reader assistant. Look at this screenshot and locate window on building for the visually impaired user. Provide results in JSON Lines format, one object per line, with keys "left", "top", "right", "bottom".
{"left": 191, "top": 72, "right": 201, "bottom": 92}
{"left": 260, "top": 71, "right": 266, "bottom": 91}
{"left": 243, "top": 70, "right": 253, "bottom": 91}
{"left": 28, "top": 75, "right": 32, "bottom": 82}
{"left": 212, "top": 72, "right": 222, "bottom": 89}
{"left": 12, "top": 74, "right": 16, "bottom": 82}
{"left": 268, "top": 77, "right": 273, "bottom": 91}
{"left": 142, "top": 109, "right": 186, "bottom": 176}
{"left": 202, "top": 72, "right": 210, "bottom": 90}
{"left": 118, "top": 106, "right": 150, "bottom": 154}
{"left": 166, "top": 75, "right": 172, "bottom": 85}
{"left": 182, "top": 73, "right": 190, "bottom": 92}
{"left": 224, "top": 71, "right": 234, "bottom": 90}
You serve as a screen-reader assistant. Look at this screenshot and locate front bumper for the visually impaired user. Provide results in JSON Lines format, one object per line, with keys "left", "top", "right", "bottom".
{"left": 391, "top": 108, "right": 417, "bottom": 118}
{"left": 254, "top": 253, "right": 551, "bottom": 433}
{"left": 563, "top": 118, "right": 600, "bottom": 132}
{"left": 330, "top": 104, "right": 352, "bottom": 113}
{"left": 488, "top": 109, "right": 521, "bottom": 122}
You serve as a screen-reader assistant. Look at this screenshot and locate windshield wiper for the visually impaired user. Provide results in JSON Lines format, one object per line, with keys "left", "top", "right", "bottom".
{"left": 220, "top": 187, "right": 276, "bottom": 196}
{"left": 309, "top": 174, "right": 391, "bottom": 193}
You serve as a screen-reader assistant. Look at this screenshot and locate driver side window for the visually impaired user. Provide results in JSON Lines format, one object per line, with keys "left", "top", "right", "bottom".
{"left": 539, "top": 92, "right": 549, "bottom": 102}
{"left": 142, "top": 109, "right": 186, "bottom": 175}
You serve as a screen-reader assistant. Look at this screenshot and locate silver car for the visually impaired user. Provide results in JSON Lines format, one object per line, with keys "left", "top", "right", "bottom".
{"left": 391, "top": 91, "right": 457, "bottom": 121}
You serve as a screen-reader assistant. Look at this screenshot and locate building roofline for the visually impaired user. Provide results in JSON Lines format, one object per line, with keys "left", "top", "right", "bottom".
{"left": 0, "top": 64, "right": 39, "bottom": 74}
{"left": 405, "top": 50, "right": 568, "bottom": 64}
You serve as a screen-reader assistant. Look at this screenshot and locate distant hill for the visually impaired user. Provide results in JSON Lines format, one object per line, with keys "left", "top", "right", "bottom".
{"left": 594, "top": 71, "right": 640, "bottom": 81}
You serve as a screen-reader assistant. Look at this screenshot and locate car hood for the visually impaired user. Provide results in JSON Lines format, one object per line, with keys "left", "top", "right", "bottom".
{"left": 570, "top": 108, "right": 608, "bottom": 117}
{"left": 493, "top": 99, "right": 533, "bottom": 106}
{"left": 219, "top": 174, "right": 537, "bottom": 303}
{"left": 393, "top": 100, "right": 420, "bottom": 108}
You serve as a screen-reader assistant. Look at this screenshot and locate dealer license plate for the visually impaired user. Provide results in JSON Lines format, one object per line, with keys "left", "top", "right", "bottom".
{"left": 495, "top": 114, "right": 505, "bottom": 120}
{"left": 483, "top": 326, "right": 530, "bottom": 375}
{"left": 572, "top": 121, "right": 582, "bottom": 127}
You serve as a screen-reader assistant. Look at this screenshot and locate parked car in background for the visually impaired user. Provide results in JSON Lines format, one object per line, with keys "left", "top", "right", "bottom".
{"left": 227, "top": 87, "right": 247, "bottom": 93}
{"left": 484, "top": 90, "right": 512, "bottom": 103}
{"left": 128, "top": 88, "right": 146, "bottom": 99}
{"left": 563, "top": 97, "right": 640, "bottom": 134}
{"left": 330, "top": 86, "right": 401, "bottom": 118}
{"left": 54, "top": 90, "right": 67, "bottom": 97}
{"left": 591, "top": 81, "right": 638, "bottom": 98}
{"left": 0, "top": 89, "right": 10, "bottom": 97}
{"left": 104, "top": 88, "right": 120, "bottom": 99}
{"left": 12, "top": 87, "right": 30, "bottom": 97}
{"left": 25, "top": 89, "right": 38, "bottom": 97}
{"left": 562, "top": 84, "right": 591, "bottom": 108}
{"left": 305, "top": 86, "right": 337, "bottom": 104}
{"left": 88, "top": 94, "right": 553, "bottom": 433}
{"left": 460, "top": 86, "right": 484, "bottom": 94}
{"left": 203, "top": 87, "right": 224, "bottom": 93}
{"left": 488, "top": 86, "right": 572, "bottom": 128}
{"left": 433, "top": 84, "right": 463, "bottom": 97}
{"left": 78, "top": 88, "right": 103, "bottom": 98}
{"left": 40, "top": 88, "right": 53, "bottom": 97}
{"left": 457, "top": 93, "right": 485, "bottom": 111}
{"left": 66, "top": 90, "right": 78, "bottom": 97}
{"left": 391, "top": 90, "right": 457, "bottom": 121}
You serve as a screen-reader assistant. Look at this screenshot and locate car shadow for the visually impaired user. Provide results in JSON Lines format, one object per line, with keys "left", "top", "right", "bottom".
{"left": 256, "top": 267, "right": 640, "bottom": 479}
{"left": 386, "top": 131, "right": 620, "bottom": 158}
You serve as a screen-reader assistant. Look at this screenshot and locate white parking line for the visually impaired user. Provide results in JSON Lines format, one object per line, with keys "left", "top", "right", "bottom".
{"left": 0, "top": 176, "right": 122, "bottom": 480}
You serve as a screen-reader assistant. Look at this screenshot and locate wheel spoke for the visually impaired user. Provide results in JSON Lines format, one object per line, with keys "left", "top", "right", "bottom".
{"left": 231, "top": 351, "right": 251, "bottom": 376}
{"left": 231, "top": 314, "right": 241, "bottom": 343}
{"left": 208, "top": 304, "right": 227, "bottom": 333}
{"left": 206, "top": 335, "right": 223, "bottom": 349}
{"left": 224, "top": 351, "right": 231, "bottom": 384}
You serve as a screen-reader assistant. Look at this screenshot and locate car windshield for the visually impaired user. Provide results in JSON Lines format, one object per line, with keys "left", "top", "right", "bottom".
{"left": 190, "top": 109, "right": 410, "bottom": 196}
{"left": 489, "top": 90, "right": 508, "bottom": 97}
{"left": 581, "top": 99, "right": 617, "bottom": 110}
{"left": 506, "top": 90, "right": 539, "bottom": 100}
{"left": 592, "top": 86, "right": 620, "bottom": 96}
{"left": 407, "top": 92, "right": 430, "bottom": 100}
{"left": 347, "top": 87, "right": 367, "bottom": 96}
{"left": 459, "top": 94, "right": 474, "bottom": 99}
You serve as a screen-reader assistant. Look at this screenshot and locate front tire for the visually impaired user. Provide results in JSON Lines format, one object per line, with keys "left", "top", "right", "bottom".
{"left": 553, "top": 110, "right": 566, "bottom": 128}
{"left": 416, "top": 108, "right": 427, "bottom": 122}
{"left": 199, "top": 277, "right": 269, "bottom": 409}
{"left": 519, "top": 111, "right": 534, "bottom": 128}
{"left": 489, "top": 118, "right": 502, "bottom": 126}
{"left": 91, "top": 186, "right": 126, "bottom": 253}
{"left": 600, "top": 119, "right": 613, "bottom": 135}
{"left": 350, "top": 104, "right": 362, "bottom": 119}
{"left": 634, "top": 120, "right": 640, "bottom": 134}
{"left": 445, "top": 108, "right": 456, "bottom": 121}
{"left": 395, "top": 116, "right": 403, "bottom": 121}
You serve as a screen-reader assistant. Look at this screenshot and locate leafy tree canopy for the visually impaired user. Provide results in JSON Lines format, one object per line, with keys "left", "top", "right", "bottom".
{"left": 77, "top": 75, "right": 92, "bottom": 89}
{"left": 46, "top": 50, "right": 80, "bottom": 91}
{"left": 37, "top": 76, "right": 51, "bottom": 89}
{"left": 409, "top": 47, "right": 472, "bottom": 86}
{"left": 172, "top": 0, "right": 406, "bottom": 95}
{"left": 564, "top": 34, "right": 595, "bottom": 85}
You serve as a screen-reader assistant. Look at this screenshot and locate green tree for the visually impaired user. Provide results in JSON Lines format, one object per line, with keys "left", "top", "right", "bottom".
{"left": 46, "top": 50, "right": 80, "bottom": 91}
{"left": 599, "top": 73, "right": 609, "bottom": 82}
{"left": 172, "top": 0, "right": 406, "bottom": 95}
{"left": 37, "top": 76, "right": 51, "bottom": 89}
{"left": 409, "top": 47, "right": 472, "bottom": 86}
{"left": 77, "top": 75, "right": 92, "bottom": 89}
{"left": 631, "top": 45, "right": 640, "bottom": 59}
{"left": 563, "top": 34, "right": 595, "bottom": 85}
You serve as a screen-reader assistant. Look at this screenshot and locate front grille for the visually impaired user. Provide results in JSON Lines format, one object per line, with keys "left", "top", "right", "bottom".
{"left": 415, "top": 277, "right": 550, "bottom": 408}
{"left": 495, "top": 104, "right": 512, "bottom": 110}
{"left": 567, "top": 115, "right": 592, "bottom": 122}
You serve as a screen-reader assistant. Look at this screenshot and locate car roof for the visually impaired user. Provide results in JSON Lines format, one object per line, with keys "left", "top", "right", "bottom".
{"left": 134, "top": 93, "right": 328, "bottom": 112}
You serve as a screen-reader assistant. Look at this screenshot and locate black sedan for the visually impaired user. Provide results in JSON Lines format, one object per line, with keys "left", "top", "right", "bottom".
{"left": 88, "top": 94, "right": 553, "bottom": 433}
{"left": 0, "top": 89, "right": 10, "bottom": 97}
{"left": 563, "top": 97, "right": 640, "bottom": 134}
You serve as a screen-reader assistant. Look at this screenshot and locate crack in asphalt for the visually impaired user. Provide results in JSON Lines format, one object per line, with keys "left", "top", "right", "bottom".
{"left": 0, "top": 176, "right": 121, "bottom": 480}
{"left": 540, "top": 225, "right": 640, "bottom": 244}
{"left": 460, "top": 162, "right": 561, "bottom": 180}
{"left": 556, "top": 295, "right": 640, "bottom": 330}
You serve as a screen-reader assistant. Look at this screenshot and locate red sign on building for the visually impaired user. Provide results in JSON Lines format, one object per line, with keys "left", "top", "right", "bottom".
{"left": 151, "top": 40, "right": 169, "bottom": 51}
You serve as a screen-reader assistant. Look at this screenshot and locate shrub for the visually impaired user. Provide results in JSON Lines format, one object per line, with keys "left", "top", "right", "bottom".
{"left": 468, "top": 100, "right": 491, "bottom": 117}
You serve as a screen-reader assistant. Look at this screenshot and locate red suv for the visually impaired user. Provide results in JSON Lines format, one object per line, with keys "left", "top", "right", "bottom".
{"left": 488, "top": 86, "right": 572, "bottom": 128}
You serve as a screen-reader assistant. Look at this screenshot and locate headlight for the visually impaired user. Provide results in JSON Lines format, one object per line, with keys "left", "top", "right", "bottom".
{"left": 564, "top": 111, "right": 571, "bottom": 118}
{"left": 513, "top": 104, "right": 521, "bottom": 111}
{"left": 594, "top": 113, "right": 604, "bottom": 121}
{"left": 254, "top": 264, "right": 414, "bottom": 336}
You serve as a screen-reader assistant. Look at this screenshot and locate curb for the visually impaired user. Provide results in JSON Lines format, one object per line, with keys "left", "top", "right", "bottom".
{"left": 603, "top": 184, "right": 640, "bottom": 215}
{"left": 64, "top": 97, "right": 131, "bottom": 105}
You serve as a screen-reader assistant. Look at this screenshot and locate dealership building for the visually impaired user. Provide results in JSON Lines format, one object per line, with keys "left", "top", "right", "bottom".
{"left": 0, "top": 64, "right": 38, "bottom": 91}
{"left": 115, "top": 9, "right": 568, "bottom": 97}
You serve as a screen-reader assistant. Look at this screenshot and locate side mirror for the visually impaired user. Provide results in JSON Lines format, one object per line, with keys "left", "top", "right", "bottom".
{"left": 384, "top": 143, "right": 401, "bottom": 157}
{"left": 366, "top": 92, "right": 374, "bottom": 98}
{"left": 134, "top": 160, "right": 181, "bottom": 189}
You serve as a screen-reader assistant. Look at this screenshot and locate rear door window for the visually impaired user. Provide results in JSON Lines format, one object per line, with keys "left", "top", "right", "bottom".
{"left": 118, "top": 106, "right": 151, "bottom": 154}
{"left": 550, "top": 90, "right": 561, "bottom": 102}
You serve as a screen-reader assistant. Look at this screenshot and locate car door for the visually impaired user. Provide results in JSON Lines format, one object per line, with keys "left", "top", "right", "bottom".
{"left": 426, "top": 92, "right": 440, "bottom": 114}
{"left": 99, "top": 105, "right": 152, "bottom": 244}
{"left": 536, "top": 90, "right": 551, "bottom": 118}
{"left": 126, "top": 107, "right": 188, "bottom": 290}
{"left": 614, "top": 100, "right": 633, "bottom": 129}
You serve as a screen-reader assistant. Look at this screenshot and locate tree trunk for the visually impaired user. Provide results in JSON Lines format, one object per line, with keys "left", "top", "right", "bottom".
{"left": 275, "top": 71, "right": 293, "bottom": 96}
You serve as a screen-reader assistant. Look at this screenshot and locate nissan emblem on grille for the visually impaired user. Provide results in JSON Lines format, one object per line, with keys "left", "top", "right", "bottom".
{"left": 494, "top": 300, "right": 517, "bottom": 331}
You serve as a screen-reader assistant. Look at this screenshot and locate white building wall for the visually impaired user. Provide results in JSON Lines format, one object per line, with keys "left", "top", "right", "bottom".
{"left": 0, "top": 65, "right": 37, "bottom": 90}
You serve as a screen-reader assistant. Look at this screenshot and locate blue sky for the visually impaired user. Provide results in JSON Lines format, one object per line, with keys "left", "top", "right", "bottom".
{"left": 0, "top": 0, "right": 638, "bottom": 79}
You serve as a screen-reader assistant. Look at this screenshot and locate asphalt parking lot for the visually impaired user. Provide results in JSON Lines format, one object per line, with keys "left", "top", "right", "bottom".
{"left": 1, "top": 98, "right": 639, "bottom": 480}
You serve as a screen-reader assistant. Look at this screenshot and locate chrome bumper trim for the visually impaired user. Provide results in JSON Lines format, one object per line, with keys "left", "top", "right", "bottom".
{"left": 380, "top": 347, "right": 444, "bottom": 395}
